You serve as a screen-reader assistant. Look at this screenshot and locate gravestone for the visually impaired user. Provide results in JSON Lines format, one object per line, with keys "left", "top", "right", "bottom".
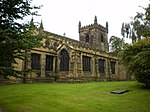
{"left": 110, "top": 90, "right": 130, "bottom": 94}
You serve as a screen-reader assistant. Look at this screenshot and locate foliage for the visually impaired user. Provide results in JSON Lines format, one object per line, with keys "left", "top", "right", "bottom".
{"left": 121, "top": 39, "right": 150, "bottom": 88}
{"left": 109, "top": 36, "right": 125, "bottom": 54}
{"left": 0, "top": 0, "right": 42, "bottom": 79}
{"left": 121, "top": 2, "right": 150, "bottom": 88}
{"left": 121, "top": 3, "right": 150, "bottom": 43}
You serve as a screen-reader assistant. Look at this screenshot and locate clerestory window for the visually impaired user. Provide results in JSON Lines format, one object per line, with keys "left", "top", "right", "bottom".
{"left": 45, "top": 40, "right": 50, "bottom": 47}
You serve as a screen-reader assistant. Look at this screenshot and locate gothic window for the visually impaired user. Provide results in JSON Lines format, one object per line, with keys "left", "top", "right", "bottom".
{"left": 110, "top": 61, "right": 116, "bottom": 74}
{"left": 45, "top": 55, "right": 54, "bottom": 71}
{"left": 82, "top": 56, "right": 91, "bottom": 71}
{"left": 85, "top": 34, "right": 89, "bottom": 42}
{"left": 45, "top": 40, "right": 50, "bottom": 47}
{"left": 60, "top": 49, "right": 69, "bottom": 71}
{"left": 101, "top": 34, "right": 104, "bottom": 42}
{"left": 98, "top": 59, "right": 105, "bottom": 73}
{"left": 31, "top": 53, "right": 40, "bottom": 70}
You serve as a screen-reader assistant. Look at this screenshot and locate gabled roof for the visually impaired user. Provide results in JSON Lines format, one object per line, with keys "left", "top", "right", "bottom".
{"left": 43, "top": 30, "right": 108, "bottom": 54}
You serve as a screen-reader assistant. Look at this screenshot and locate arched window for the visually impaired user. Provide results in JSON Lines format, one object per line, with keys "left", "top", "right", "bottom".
{"left": 85, "top": 34, "right": 89, "bottom": 42}
{"left": 101, "top": 35, "right": 104, "bottom": 42}
{"left": 60, "top": 49, "right": 69, "bottom": 71}
{"left": 45, "top": 40, "right": 50, "bottom": 47}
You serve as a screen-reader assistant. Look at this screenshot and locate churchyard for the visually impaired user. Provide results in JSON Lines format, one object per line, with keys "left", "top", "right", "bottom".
{"left": 0, "top": 81, "right": 150, "bottom": 112}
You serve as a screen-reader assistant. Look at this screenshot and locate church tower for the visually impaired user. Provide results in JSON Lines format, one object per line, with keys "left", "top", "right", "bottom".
{"left": 79, "top": 16, "right": 109, "bottom": 52}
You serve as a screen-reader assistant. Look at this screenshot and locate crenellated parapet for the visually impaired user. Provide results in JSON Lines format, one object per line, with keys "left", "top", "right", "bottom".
{"left": 79, "top": 16, "right": 108, "bottom": 34}
{"left": 79, "top": 23, "right": 108, "bottom": 33}
{"left": 79, "top": 16, "right": 109, "bottom": 52}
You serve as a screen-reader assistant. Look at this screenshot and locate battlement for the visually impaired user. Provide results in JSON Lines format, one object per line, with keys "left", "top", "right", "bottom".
{"left": 78, "top": 16, "right": 109, "bottom": 52}
{"left": 79, "top": 16, "right": 108, "bottom": 33}
{"left": 80, "top": 23, "right": 108, "bottom": 33}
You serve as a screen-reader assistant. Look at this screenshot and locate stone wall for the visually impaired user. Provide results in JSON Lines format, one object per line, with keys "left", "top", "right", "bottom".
{"left": 12, "top": 16, "right": 129, "bottom": 82}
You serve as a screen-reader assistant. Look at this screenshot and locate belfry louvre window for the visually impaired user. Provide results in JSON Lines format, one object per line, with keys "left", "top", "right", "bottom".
{"left": 110, "top": 61, "right": 116, "bottom": 74}
{"left": 101, "top": 34, "right": 104, "bottom": 42}
{"left": 85, "top": 34, "right": 89, "bottom": 42}
{"left": 82, "top": 56, "right": 91, "bottom": 71}
{"left": 31, "top": 53, "right": 40, "bottom": 70}
{"left": 45, "top": 55, "right": 54, "bottom": 71}
{"left": 98, "top": 59, "right": 105, "bottom": 73}
{"left": 60, "top": 49, "right": 69, "bottom": 71}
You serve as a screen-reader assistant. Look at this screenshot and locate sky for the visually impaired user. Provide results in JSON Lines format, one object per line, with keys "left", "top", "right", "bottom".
{"left": 30, "top": 0, "right": 149, "bottom": 41}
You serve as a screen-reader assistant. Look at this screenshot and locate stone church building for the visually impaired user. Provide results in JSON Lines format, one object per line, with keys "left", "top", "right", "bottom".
{"left": 16, "top": 16, "right": 126, "bottom": 82}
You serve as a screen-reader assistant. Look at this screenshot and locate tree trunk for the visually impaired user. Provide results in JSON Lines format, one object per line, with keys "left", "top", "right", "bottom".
{"left": 23, "top": 50, "right": 28, "bottom": 83}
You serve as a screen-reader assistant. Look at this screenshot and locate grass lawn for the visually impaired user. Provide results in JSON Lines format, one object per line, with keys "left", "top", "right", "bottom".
{"left": 0, "top": 81, "right": 150, "bottom": 112}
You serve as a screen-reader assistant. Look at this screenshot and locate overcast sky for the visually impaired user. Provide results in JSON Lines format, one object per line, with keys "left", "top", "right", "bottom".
{"left": 30, "top": 0, "right": 149, "bottom": 40}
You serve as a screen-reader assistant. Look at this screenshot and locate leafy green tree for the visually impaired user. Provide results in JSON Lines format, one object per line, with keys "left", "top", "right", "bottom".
{"left": 121, "top": 3, "right": 150, "bottom": 43}
{"left": 121, "top": 4, "right": 150, "bottom": 88}
{"left": 109, "top": 36, "right": 125, "bottom": 54}
{"left": 121, "top": 39, "right": 150, "bottom": 88}
{"left": 0, "top": 0, "right": 42, "bottom": 79}
{"left": 121, "top": 3, "right": 150, "bottom": 88}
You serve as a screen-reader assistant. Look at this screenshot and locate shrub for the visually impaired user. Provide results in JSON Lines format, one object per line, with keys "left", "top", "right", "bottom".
{"left": 121, "top": 39, "right": 150, "bottom": 88}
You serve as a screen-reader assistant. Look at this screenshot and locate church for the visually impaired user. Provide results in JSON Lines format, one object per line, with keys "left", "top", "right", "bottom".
{"left": 16, "top": 16, "right": 123, "bottom": 82}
